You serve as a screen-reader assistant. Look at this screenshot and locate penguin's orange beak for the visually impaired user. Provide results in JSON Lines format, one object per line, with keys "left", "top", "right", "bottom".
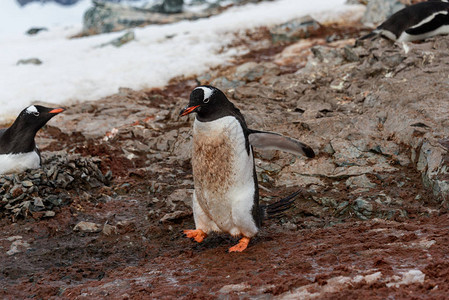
{"left": 49, "top": 108, "right": 65, "bottom": 114}
{"left": 179, "top": 105, "right": 200, "bottom": 117}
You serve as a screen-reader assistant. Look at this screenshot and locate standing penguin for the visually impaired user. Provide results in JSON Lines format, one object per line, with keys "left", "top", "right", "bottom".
{"left": 360, "top": 0, "right": 449, "bottom": 42}
{"left": 0, "top": 105, "right": 65, "bottom": 175}
{"left": 180, "top": 86, "right": 315, "bottom": 252}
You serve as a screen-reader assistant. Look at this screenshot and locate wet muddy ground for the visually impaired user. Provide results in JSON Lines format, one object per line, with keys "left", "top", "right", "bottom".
{"left": 1, "top": 20, "right": 449, "bottom": 299}
{"left": 1, "top": 190, "right": 448, "bottom": 299}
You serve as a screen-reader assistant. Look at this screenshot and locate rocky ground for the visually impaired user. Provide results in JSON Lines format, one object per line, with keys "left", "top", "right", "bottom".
{"left": 1, "top": 8, "right": 449, "bottom": 299}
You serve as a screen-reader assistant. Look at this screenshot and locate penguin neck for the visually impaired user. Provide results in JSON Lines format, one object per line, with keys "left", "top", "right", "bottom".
{"left": 196, "top": 110, "right": 228, "bottom": 122}
{"left": 1, "top": 121, "right": 38, "bottom": 154}
{"left": 195, "top": 102, "right": 239, "bottom": 123}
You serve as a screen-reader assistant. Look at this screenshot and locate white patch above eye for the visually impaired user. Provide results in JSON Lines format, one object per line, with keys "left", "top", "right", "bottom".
{"left": 25, "top": 105, "right": 38, "bottom": 114}
{"left": 195, "top": 86, "right": 214, "bottom": 102}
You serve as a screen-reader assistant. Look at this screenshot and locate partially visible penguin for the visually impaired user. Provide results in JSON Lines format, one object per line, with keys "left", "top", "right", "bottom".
{"left": 179, "top": 86, "right": 315, "bottom": 252}
{"left": 360, "top": 0, "right": 449, "bottom": 42}
{"left": 0, "top": 105, "right": 65, "bottom": 175}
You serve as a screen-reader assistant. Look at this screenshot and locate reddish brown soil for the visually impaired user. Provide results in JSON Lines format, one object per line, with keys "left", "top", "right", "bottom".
{"left": 1, "top": 192, "right": 448, "bottom": 299}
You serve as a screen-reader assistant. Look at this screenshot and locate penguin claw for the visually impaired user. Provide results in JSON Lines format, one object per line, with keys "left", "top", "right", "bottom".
{"left": 228, "top": 237, "right": 250, "bottom": 253}
{"left": 183, "top": 229, "right": 207, "bottom": 243}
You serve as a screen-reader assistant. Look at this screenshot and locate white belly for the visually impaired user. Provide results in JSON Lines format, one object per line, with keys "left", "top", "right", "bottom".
{"left": 0, "top": 151, "right": 41, "bottom": 175}
{"left": 398, "top": 25, "right": 449, "bottom": 42}
{"left": 192, "top": 116, "right": 258, "bottom": 237}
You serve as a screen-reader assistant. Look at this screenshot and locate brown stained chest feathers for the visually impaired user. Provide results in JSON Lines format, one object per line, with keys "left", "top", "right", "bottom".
{"left": 192, "top": 131, "right": 236, "bottom": 196}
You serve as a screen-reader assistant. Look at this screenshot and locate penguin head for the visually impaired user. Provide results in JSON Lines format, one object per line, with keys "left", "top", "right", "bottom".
{"left": 14, "top": 105, "right": 65, "bottom": 132}
{"left": 180, "top": 86, "right": 233, "bottom": 119}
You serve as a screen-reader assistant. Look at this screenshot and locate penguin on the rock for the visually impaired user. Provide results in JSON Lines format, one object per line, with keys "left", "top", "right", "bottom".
{"left": 360, "top": 0, "right": 449, "bottom": 42}
{"left": 179, "top": 86, "right": 315, "bottom": 252}
{"left": 0, "top": 105, "right": 65, "bottom": 175}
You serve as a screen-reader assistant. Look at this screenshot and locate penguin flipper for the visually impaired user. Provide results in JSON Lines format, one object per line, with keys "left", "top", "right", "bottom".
{"left": 248, "top": 130, "right": 315, "bottom": 158}
{"left": 405, "top": 12, "right": 449, "bottom": 36}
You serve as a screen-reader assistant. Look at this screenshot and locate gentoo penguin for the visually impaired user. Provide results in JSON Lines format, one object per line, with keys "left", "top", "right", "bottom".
{"left": 0, "top": 105, "right": 64, "bottom": 175}
{"left": 360, "top": 0, "right": 449, "bottom": 42}
{"left": 180, "top": 86, "right": 315, "bottom": 252}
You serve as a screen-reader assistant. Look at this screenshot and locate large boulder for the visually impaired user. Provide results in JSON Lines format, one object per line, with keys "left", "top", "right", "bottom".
{"left": 17, "top": 0, "right": 80, "bottom": 5}
{"left": 83, "top": 1, "right": 154, "bottom": 34}
{"left": 361, "top": 0, "right": 405, "bottom": 25}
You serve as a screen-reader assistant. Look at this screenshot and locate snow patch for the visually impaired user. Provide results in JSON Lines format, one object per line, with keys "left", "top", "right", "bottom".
{"left": 0, "top": 0, "right": 91, "bottom": 38}
{"left": 278, "top": 272, "right": 383, "bottom": 299}
{"left": 277, "top": 270, "right": 426, "bottom": 298}
{"left": 0, "top": 0, "right": 351, "bottom": 122}
{"left": 386, "top": 270, "right": 426, "bottom": 288}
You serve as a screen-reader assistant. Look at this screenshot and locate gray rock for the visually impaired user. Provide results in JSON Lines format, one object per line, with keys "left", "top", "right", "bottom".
{"left": 6, "top": 238, "right": 30, "bottom": 256}
{"left": 21, "top": 180, "right": 33, "bottom": 188}
{"left": 165, "top": 188, "right": 193, "bottom": 208}
{"left": 83, "top": 2, "right": 145, "bottom": 34}
{"left": 43, "top": 211, "right": 55, "bottom": 218}
{"left": 346, "top": 175, "right": 377, "bottom": 189}
{"left": 16, "top": 58, "right": 42, "bottom": 65}
{"left": 160, "top": 210, "right": 191, "bottom": 222}
{"left": 311, "top": 46, "right": 345, "bottom": 65}
{"left": 346, "top": 0, "right": 365, "bottom": 4}
{"left": 314, "top": 197, "right": 338, "bottom": 208}
{"left": 82, "top": 0, "right": 216, "bottom": 34}
{"left": 33, "top": 197, "right": 44, "bottom": 208}
{"left": 210, "top": 77, "right": 245, "bottom": 91}
{"left": 331, "top": 139, "right": 363, "bottom": 164}
{"left": 270, "top": 15, "right": 321, "bottom": 43}
{"left": 353, "top": 197, "right": 373, "bottom": 216}
{"left": 26, "top": 27, "right": 47, "bottom": 35}
{"left": 0, "top": 152, "right": 110, "bottom": 220}
{"left": 417, "top": 139, "right": 449, "bottom": 199}
{"left": 150, "top": 0, "right": 184, "bottom": 14}
{"left": 74, "top": 221, "right": 102, "bottom": 233}
{"left": 100, "top": 31, "right": 135, "bottom": 48}
{"left": 361, "top": 0, "right": 405, "bottom": 25}
{"left": 233, "top": 62, "right": 266, "bottom": 82}
{"left": 343, "top": 45, "right": 360, "bottom": 62}
{"left": 102, "top": 224, "right": 118, "bottom": 236}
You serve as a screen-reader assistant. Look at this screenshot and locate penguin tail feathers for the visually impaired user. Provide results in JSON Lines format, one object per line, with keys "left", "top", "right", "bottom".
{"left": 358, "top": 30, "right": 378, "bottom": 41}
{"left": 260, "top": 189, "right": 301, "bottom": 219}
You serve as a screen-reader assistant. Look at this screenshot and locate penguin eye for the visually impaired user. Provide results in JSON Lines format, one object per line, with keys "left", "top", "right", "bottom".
{"left": 203, "top": 98, "right": 210, "bottom": 104}
{"left": 33, "top": 112, "right": 40, "bottom": 117}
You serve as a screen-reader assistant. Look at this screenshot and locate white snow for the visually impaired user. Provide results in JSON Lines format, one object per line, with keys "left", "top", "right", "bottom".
{"left": 0, "top": 0, "right": 91, "bottom": 38}
{"left": 0, "top": 0, "right": 350, "bottom": 122}
{"left": 386, "top": 270, "right": 426, "bottom": 288}
{"left": 275, "top": 270, "right": 427, "bottom": 298}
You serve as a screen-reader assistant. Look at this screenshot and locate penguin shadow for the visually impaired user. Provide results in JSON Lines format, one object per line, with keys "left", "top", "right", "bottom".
{"left": 181, "top": 230, "right": 273, "bottom": 253}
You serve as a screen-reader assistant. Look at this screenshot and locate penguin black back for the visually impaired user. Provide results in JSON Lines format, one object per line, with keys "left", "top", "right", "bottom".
{"left": 360, "top": 1, "right": 449, "bottom": 41}
{"left": 379, "top": 1, "right": 449, "bottom": 38}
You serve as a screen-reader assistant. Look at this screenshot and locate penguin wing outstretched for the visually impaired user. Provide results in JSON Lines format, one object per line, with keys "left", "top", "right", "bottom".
{"left": 248, "top": 130, "right": 315, "bottom": 158}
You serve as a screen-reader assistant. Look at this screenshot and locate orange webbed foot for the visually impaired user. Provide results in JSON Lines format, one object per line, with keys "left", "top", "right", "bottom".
{"left": 183, "top": 229, "right": 207, "bottom": 243}
{"left": 228, "top": 237, "right": 250, "bottom": 253}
